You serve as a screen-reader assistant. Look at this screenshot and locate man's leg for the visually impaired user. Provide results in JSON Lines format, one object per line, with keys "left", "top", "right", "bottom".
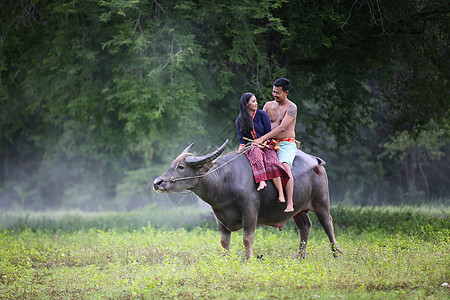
{"left": 272, "top": 177, "right": 285, "bottom": 202}
{"left": 283, "top": 162, "right": 294, "bottom": 212}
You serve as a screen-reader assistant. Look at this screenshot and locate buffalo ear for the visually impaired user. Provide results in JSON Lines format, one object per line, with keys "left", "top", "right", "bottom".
{"left": 180, "top": 143, "right": 195, "bottom": 156}
{"left": 185, "top": 140, "right": 229, "bottom": 168}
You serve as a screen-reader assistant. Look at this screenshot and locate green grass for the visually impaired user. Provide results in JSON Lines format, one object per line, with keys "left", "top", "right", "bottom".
{"left": 0, "top": 205, "right": 449, "bottom": 299}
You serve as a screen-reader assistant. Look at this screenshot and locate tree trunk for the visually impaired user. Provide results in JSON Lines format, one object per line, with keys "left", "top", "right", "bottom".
{"left": 403, "top": 151, "right": 417, "bottom": 192}
{"left": 418, "top": 162, "right": 430, "bottom": 200}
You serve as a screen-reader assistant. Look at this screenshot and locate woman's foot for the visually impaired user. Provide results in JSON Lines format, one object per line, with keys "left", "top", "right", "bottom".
{"left": 278, "top": 193, "right": 286, "bottom": 203}
{"left": 257, "top": 181, "right": 267, "bottom": 191}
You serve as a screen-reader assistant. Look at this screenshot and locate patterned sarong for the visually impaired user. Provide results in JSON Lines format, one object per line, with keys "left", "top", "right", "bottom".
{"left": 245, "top": 145, "right": 290, "bottom": 187}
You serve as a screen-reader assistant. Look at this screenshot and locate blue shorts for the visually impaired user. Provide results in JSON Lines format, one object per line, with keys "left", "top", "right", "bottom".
{"left": 277, "top": 141, "right": 297, "bottom": 167}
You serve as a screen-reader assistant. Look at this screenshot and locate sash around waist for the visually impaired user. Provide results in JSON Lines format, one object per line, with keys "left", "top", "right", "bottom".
{"left": 273, "top": 138, "right": 295, "bottom": 143}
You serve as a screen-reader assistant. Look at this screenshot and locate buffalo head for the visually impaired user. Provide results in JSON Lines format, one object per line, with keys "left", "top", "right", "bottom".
{"left": 153, "top": 140, "right": 229, "bottom": 193}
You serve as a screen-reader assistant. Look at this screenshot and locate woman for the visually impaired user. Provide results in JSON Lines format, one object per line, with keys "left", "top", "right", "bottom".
{"left": 236, "top": 92, "right": 289, "bottom": 202}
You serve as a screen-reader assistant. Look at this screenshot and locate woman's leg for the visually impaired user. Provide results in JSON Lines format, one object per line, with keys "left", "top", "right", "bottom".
{"left": 245, "top": 147, "right": 268, "bottom": 190}
{"left": 257, "top": 180, "right": 267, "bottom": 191}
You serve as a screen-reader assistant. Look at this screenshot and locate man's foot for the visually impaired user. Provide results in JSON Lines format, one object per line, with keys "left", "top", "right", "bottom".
{"left": 284, "top": 206, "right": 294, "bottom": 213}
{"left": 257, "top": 181, "right": 267, "bottom": 191}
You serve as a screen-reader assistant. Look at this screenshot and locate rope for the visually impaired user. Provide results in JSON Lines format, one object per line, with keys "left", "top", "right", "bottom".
{"left": 169, "top": 143, "right": 254, "bottom": 183}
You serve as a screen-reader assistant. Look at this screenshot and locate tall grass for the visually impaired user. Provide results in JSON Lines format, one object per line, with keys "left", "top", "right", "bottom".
{"left": 2, "top": 204, "right": 448, "bottom": 238}
{"left": 0, "top": 204, "right": 215, "bottom": 233}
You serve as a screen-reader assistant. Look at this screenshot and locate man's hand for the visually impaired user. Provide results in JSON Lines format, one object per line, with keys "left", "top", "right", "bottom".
{"left": 252, "top": 139, "right": 267, "bottom": 149}
{"left": 253, "top": 137, "right": 264, "bottom": 145}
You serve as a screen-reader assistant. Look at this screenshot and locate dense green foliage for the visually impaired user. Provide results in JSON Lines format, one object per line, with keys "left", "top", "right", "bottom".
{"left": 0, "top": 0, "right": 449, "bottom": 210}
{"left": 0, "top": 207, "right": 449, "bottom": 298}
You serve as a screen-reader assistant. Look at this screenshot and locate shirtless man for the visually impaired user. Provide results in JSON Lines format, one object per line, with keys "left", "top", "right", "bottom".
{"left": 253, "top": 78, "right": 297, "bottom": 212}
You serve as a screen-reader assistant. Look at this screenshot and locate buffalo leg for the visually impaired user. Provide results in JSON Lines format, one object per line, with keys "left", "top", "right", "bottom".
{"left": 242, "top": 216, "right": 257, "bottom": 259}
{"left": 216, "top": 219, "right": 231, "bottom": 253}
{"left": 315, "top": 210, "right": 342, "bottom": 257}
{"left": 293, "top": 211, "right": 312, "bottom": 259}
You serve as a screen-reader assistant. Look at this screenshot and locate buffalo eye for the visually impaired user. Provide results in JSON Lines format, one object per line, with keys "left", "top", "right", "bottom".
{"left": 176, "top": 164, "right": 185, "bottom": 171}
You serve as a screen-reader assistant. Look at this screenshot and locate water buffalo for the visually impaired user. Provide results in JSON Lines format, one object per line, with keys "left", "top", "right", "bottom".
{"left": 153, "top": 140, "right": 341, "bottom": 259}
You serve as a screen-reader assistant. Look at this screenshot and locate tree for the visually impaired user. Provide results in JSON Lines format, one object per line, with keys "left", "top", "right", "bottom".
{"left": 381, "top": 123, "right": 449, "bottom": 200}
{"left": 0, "top": 0, "right": 213, "bottom": 209}
{"left": 0, "top": 0, "right": 448, "bottom": 209}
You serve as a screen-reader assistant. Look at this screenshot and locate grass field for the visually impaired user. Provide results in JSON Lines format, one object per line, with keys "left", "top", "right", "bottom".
{"left": 1, "top": 205, "right": 449, "bottom": 299}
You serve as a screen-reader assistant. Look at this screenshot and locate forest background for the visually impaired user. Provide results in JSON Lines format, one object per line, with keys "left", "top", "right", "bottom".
{"left": 0, "top": 0, "right": 448, "bottom": 211}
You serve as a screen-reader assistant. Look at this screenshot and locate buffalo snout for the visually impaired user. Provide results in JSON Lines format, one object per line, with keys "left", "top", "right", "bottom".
{"left": 153, "top": 177, "right": 166, "bottom": 192}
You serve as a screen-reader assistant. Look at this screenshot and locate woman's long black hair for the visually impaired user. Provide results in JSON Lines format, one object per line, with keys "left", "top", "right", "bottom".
{"left": 236, "top": 92, "right": 254, "bottom": 135}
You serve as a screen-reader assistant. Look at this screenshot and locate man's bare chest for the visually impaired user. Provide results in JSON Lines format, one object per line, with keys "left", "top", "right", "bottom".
{"left": 266, "top": 106, "right": 286, "bottom": 125}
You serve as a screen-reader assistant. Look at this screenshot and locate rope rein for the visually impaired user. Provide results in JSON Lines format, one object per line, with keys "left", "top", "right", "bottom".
{"left": 169, "top": 143, "right": 254, "bottom": 183}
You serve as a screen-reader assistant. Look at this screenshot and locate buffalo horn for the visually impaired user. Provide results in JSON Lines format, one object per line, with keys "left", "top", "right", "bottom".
{"left": 179, "top": 142, "right": 195, "bottom": 156}
{"left": 185, "top": 139, "right": 229, "bottom": 167}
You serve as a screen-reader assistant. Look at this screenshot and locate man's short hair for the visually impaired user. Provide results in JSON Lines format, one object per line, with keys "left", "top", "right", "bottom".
{"left": 273, "top": 78, "right": 290, "bottom": 92}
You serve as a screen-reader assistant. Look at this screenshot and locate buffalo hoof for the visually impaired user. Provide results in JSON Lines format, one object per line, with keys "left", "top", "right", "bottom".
{"left": 295, "top": 250, "right": 306, "bottom": 260}
{"left": 332, "top": 244, "right": 342, "bottom": 258}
